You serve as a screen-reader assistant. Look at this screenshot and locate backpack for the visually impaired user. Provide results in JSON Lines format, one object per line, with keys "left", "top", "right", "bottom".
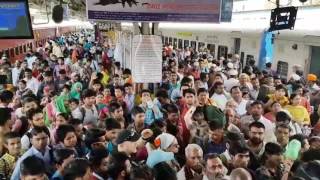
{"left": 79, "top": 105, "right": 99, "bottom": 123}
{"left": 0, "top": 158, "right": 8, "bottom": 180}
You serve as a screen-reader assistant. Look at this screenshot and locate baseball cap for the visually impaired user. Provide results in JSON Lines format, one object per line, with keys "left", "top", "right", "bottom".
{"left": 115, "top": 130, "right": 140, "bottom": 145}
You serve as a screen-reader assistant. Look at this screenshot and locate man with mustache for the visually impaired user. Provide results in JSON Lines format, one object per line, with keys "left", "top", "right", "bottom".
{"left": 246, "top": 121, "right": 266, "bottom": 158}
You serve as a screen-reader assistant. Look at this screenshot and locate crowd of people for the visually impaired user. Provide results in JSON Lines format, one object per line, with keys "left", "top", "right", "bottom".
{"left": 0, "top": 31, "right": 320, "bottom": 180}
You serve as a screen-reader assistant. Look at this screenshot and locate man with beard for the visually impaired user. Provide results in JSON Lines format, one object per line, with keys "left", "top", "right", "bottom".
{"left": 203, "top": 153, "right": 228, "bottom": 180}
{"left": 246, "top": 121, "right": 266, "bottom": 158}
{"left": 177, "top": 144, "right": 204, "bottom": 180}
{"left": 89, "top": 148, "right": 110, "bottom": 180}
{"left": 107, "top": 152, "right": 131, "bottom": 180}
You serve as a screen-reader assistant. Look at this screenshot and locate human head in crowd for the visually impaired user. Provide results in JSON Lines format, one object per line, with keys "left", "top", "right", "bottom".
{"left": 309, "top": 136, "right": 320, "bottom": 150}
{"left": 30, "top": 126, "right": 50, "bottom": 152}
{"left": 114, "top": 86, "right": 124, "bottom": 99}
{"left": 92, "top": 79, "right": 103, "bottom": 93}
{"left": 115, "top": 129, "right": 139, "bottom": 156}
{"left": 124, "top": 83, "right": 134, "bottom": 96}
{"left": 229, "top": 143, "right": 251, "bottom": 169}
{"left": 230, "top": 168, "right": 253, "bottom": 180}
{"left": 204, "top": 153, "right": 227, "bottom": 179}
{"left": 250, "top": 101, "right": 264, "bottom": 120}
{"left": 56, "top": 124, "right": 77, "bottom": 149}
{"left": 107, "top": 152, "right": 131, "bottom": 180}
{"left": 27, "top": 108, "right": 45, "bottom": 128}
{"left": 0, "top": 90, "right": 14, "bottom": 107}
{"left": 109, "top": 102, "right": 124, "bottom": 121}
{"left": 208, "top": 121, "right": 225, "bottom": 150}
{"left": 274, "top": 84, "right": 287, "bottom": 99}
{"left": 105, "top": 118, "right": 121, "bottom": 144}
{"left": 3, "top": 132, "right": 21, "bottom": 156}
{"left": 89, "top": 147, "right": 109, "bottom": 179}
{"left": 140, "top": 89, "right": 152, "bottom": 104}
{"left": 55, "top": 112, "right": 69, "bottom": 127}
{"left": 181, "top": 144, "right": 204, "bottom": 177}
{"left": 182, "top": 88, "right": 196, "bottom": 106}
{"left": 248, "top": 121, "right": 265, "bottom": 148}
{"left": 113, "top": 74, "right": 122, "bottom": 86}
{"left": 155, "top": 89, "right": 170, "bottom": 106}
{"left": 230, "top": 86, "right": 243, "bottom": 103}
{"left": 0, "top": 107, "right": 13, "bottom": 135}
{"left": 260, "top": 142, "right": 283, "bottom": 169}
{"left": 63, "top": 158, "right": 92, "bottom": 180}
{"left": 69, "top": 118, "right": 84, "bottom": 140}
{"left": 82, "top": 89, "right": 96, "bottom": 107}
{"left": 84, "top": 128, "right": 106, "bottom": 150}
{"left": 154, "top": 133, "right": 179, "bottom": 154}
{"left": 52, "top": 148, "right": 75, "bottom": 178}
{"left": 276, "top": 123, "right": 291, "bottom": 148}
{"left": 163, "top": 104, "right": 179, "bottom": 126}
{"left": 197, "top": 88, "right": 209, "bottom": 106}
{"left": 20, "top": 156, "right": 46, "bottom": 180}
{"left": 130, "top": 165, "right": 154, "bottom": 180}
{"left": 131, "top": 106, "right": 145, "bottom": 130}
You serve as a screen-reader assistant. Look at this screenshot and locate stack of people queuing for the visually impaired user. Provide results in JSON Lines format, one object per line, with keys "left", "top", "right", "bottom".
{"left": 0, "top": 32, "right": 320, "bottom": 180}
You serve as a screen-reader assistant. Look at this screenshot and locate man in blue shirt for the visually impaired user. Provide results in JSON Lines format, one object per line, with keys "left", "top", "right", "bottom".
{"left": 11, "top": 126, "right": 54, "bottom": 180}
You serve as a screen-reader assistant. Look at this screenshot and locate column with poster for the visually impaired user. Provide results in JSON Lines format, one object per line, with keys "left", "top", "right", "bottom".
{"left": 132, "top": 35, "right": 162, "bottom": 83}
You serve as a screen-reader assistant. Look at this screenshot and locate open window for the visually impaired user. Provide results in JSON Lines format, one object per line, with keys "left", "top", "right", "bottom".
{"left": 277, "top": 61, "right": 289, "bottom": 79}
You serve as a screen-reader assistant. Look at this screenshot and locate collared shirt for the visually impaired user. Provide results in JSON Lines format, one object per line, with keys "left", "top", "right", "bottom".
{"left": 24, "top": 77, "right": 39, "bottom": 95}
{"left": 0, "top": 153, "right": 19, "bottom": 179}
{"left": 235, "top": 99, "right": 248, "bottom": 116}
{"left": 211, "top": 93, "right": 229, "bottom": 111}
{"left": 11, "top": 146, "right": 52, "bottom": 180}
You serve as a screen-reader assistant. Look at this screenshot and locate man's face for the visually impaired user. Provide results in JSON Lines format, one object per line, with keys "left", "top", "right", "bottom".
{"left": 168, "top": 112, "right": 179, "bottom": 123}
{"left": 276, "top": 127, "right": 290, "bottom": 146}
{"left": 233, "top": 152, "right": 250, "bottom": 168}
{"left": 249, "top": 127, "right": 265, "bottom": 145}
{"left": 31, "top": 113, "right": 45, "bottom": 127}
{"left": 275, "top": 89, "right": 286, "bottom": 98}
{"left": 250, "top": 105, "right": 263, "bottom": 117}
{"left": 209, "top": 129, "right": 224, "bottom": 144}
{"left": 310, "top": 139, "right": 320, "bottom": 150}
{"left": 24, "top": 72, "right": 32, "bottom": 79}
{"left": 274, "top": 79, "right": 282, "bottom": 86}
{"left": 63, "top": 132, "right": 77, "bottom": 148}
{"left": 105, "top": 129, "right": 121, "bottom": 143}
{"left": 141, "top": 92, "right": 151, "bottom": 103}
{"left": 206, "top": 157, "right": 225, "bottom": 178}
{"left": 112, "top": 107, "right": 124, "bottom": 119}
{"left": 215, "top": 85, "right": 224, "bottom": 94}
{"left": 125, "top": 86, "right": 133, "bottom": 95}
{"left": 198, "top": 92, "right": 208, "bottom": 105}
{"left": 18, "top": 82, "right": 26, "bottom": 90}
{"left": 31, "top": 132, "right": 48, "bottom": 150}
{"left": 114, "top": 89, "right": 123, "bottom": 98}
{"left": 74, "top": 124, "right": 83, "bottom": 138}
{"left": 231, "top": 88, "right": 242, "bottom": 101}
{"left": 134, "top": 113, "right": 145, "bottom": 125}
{"left": 5, "top": 137, "right": 21, "bottom": 156}
{"left": 99, "top": 157, "right": 110, "bottom": 174}
{"left": 184, "top": 93, "right": 195, "bottom": 105}
{"left": 268, "top": 154, "right": 283, "bottom": 167}
{"left": 84, "top": 96, "right": 96, "bottom": 106}
{"left": 186, "top": 149, "right": 203, "bottom": 170}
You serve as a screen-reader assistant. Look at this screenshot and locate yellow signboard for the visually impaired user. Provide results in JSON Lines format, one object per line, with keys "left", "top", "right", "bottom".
{"left": 176, "top": 32, "right": 193, "bottom": 37}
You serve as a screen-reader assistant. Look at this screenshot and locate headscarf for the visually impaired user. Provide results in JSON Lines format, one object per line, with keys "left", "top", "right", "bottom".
{"left": 154, "top": 133, "right": 176, "bottom": 150}
{"left": 70, "top": 82, "right": 82, "bottom": 100}
{"left": 55, "top": 94, "right": 70, "bottom": 114}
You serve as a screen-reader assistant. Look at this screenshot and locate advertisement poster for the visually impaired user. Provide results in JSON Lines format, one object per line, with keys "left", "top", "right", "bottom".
{"left": 87, "top": 0, "right": 222, "bottom": 23}
{"left": 132, "top": 35, "right": 162, "bottom": 83}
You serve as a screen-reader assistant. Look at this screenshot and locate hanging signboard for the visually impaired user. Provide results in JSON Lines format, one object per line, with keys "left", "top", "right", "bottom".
{"left": 86, "top": 0, "right": 222, "bottom": 23}
{"left": 132, "top": 35, "right": 162, "bottom": 83}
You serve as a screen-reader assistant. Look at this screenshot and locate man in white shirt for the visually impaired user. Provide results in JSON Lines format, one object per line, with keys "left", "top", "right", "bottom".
{"left": 23, "top": 68, "right": 39, "bottom": 95}
{"left": 211, "top": 81, "right": 229, "bottom": 111}
{"left": 224, "top": 69, "right": 239, "bottom": 92}
{"left": 230, "top": 86, "right": 248, "bottom": 116}
{"left": 11, "top": 61, "right": 21, "bottom": 87}
{"left": 241, "top": 101, "right": 276, "bottom": 143}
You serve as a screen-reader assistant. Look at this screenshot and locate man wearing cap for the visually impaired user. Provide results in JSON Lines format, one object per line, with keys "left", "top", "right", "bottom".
{"left": 224, "top": 69, "right": 239, "bottom": 92}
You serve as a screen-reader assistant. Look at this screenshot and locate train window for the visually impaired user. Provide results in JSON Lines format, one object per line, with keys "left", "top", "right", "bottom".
{"left": 218, "top": 46, "right": 228, "bottom": 59}
{"left": 168, "top": 37, "right": 173, "bottom": 45}
{"left": 173, "top": 38, "right": 177, "bottom": 48}
{"left": 35, "top": 41, "right": 38, "bottom": 48}
{"left": 191, "top": 41, "right": 196, "bottom": 50}
{"left": 29, "top": 43, "right": 33, "bottom": 49}
{"left": 4, "top": 50, "right": 9, "bottom": 58}
{"left": 184, "top": 40, "right": 189, "bottom": 48}
{"left": 207, "top": 44, "right": 215, "bottom": 57}
{"left": 198, "top": 42, "right": 205, "bottom": 52}
{"left": 10, "top": 48, "right": 14, "bottom": 58}
{"left": 178, "top": 39, "right": 183, "bottom": 49}
{"left": 15, "top": 47, "right": 19, "bottom": 55}
{"left": 277, "top": 61, "right": 289, "bottom": 79}
{"left": 164, "top": 37, "right": 169, "bottom": 45}
{"left": 19, "top": 46, "right": 23, "bottom": 54}
{"left": 161, "top": 36, "right": 164, "bottom": 44}
{"left": 23, "top": 45, "right": 27, "bottom": 53}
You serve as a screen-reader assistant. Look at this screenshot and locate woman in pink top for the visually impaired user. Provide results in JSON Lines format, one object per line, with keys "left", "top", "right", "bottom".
{"left": 264, "top": 101, "right": 282, "bottom": 123}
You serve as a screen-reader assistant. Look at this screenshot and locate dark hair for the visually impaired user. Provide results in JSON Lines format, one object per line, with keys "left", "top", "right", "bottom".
{"left": 261, "top": 142, "right": 283, "bottom": 164}
{"left": 152, "top": 162, "right": 177, "bottom": 180}
{"left": 56, "top": 124, "right": 76, "bottom": 143}
{"left": 69, "top": 118, "right": 81, "bottom": 126}
{"left": 20, "top": 156, "right": 46, "bottom": 176}
{"left": 180, "top": 77, "right": 192, "bottom": 86}
{"left": 289, "top": 93, "right": 300, "bottom": 103}
{"left": 0, "top": 108, "right": 12, "bottom": 126}
{"left": 209, "top": 120, "right": 224, "bottom": 131}
{"left": 53, "top": 148, "right": 75, "bottom": 165}
{"left": 163, "top": 104, "right": 179, "bottom": 114}
{"left": 89, "top": 148, "right": 109, "bottom": 169}
{"left": 109, "top": 102, "right": 122, "bottom": 113}
{"left": 26, "top": 108, "right": 43, "bottom": 120}
{"left": 21, "top": 96, "right": 38, "bottom": 105}
{"left": 63, "top": 158, "right": 91, "bottom": 180}
{"left": 276, "top": 123, "right": 291, "bottom": 132}
{"left": 123, "top": 68, "right": 131, "bottom": 75}
{"left": 0, "top": 90, "right": 14, "bottom": 103}
{"left": 18, "top": 79, "right": 27, "bottom": 85}
{"left": 229, "top": 143, "right": 250, "bottom": 156}
{"left": 250, "top": 100, "right": 264, "bottom": 107}
{"left": 183, "top": 88, "right": 196, "bottom": 97}
{"left": 107, "top": 152, "right": 129, "bottom": 179}
{"left": 84, "top": 128, "right": 106, "bottom": 149}
{"left": 275, "top": 111, "right": 291, "bottom": 123}
{"left": 197, "top": 88, "right": 208, "bottom": 95}
{"left": 156, "top": 89, "right": 169, "bottom": 99}
{"left": 3, "top": 132, "right": 20, "bottom": 144}
{"left": 105, "top": 118, "right": 121, "bottom": 130}
{"left": 213, "top": 81, "right": 224, "bottom": 89}
{"left": 69, "top": 98, "right": 79, "bottom": 105}
{"left": 82, "top": 89, "right": 96, "bottom": 99}
{"left": 275, "top": 84, "right": 286, "bottom": 91}
{"left": 200, "top": 72, "right": 208, "bottom": 82}
{"left": 230, "top": 86, "right": 240, "bottom": 93}
{"left": 249, "top": 121, "right": 265, "bottom": 130}
{"left": 114, "top": 86, "right": 124, "bottom": 92}
{"left": 124, "top": 83, "right": 133, "bottom": 88}
{"left": 292, "top": 84, "right": 303, "bottom": 92}
{"left": 130, "top": 165, "right": 154, "bottom": 180}
{"left": 141, "top": 89, "right": 151, "bottom": 96}
{"left": 301, "top": 149, "right": 320, "bottom": 162}
{"left": 30, "top": 126, "right": 50, "bottom": 138}
{"left": 132, "top": 106, "right": 145, "bottom": 117}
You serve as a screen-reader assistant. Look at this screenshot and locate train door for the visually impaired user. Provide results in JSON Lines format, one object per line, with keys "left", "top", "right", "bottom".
{"left": 234, "top": 38, "right": 241, "bottom": 54}
{"left": 178, "top": 39, "right": 183, "bottom": 49}
{"left": 198, "top": 42, "right": 205, "bottom": 52}
{"left": 207, "top": 44, "right": 215, "bottom": 57}
{"left": 218, "top": 46, "right": 228, "bottom": 59}
{"left": 191, "top": 41, "right": 197, "bottom": 51}
{"left": 184, "top": 40, "right": 190, "bottom": 48}
{"left": 310, "top": 46, "right": 320, "bottom": 77}
{"left": 173, "top": 38, "right": 178, "bottom": 48}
